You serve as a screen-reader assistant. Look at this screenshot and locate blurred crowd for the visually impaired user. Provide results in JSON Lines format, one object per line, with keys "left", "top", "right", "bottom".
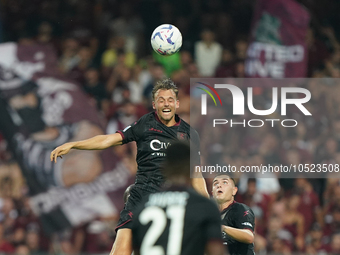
{"left": 1, "top": 0, "right": 340, "bottom": 254}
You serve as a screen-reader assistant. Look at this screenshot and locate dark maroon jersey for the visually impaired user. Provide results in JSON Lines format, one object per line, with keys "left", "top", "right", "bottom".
{"left": 117, "top": 112, "right": 200, "bottom": 187}
{"left": 221, "top": 201, "right": 255, "bottom": 255}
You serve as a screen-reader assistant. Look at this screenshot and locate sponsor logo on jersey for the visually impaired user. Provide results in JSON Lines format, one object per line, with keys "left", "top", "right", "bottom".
{"left": 150, "top": 139, "right": 171, "bottom": 151}
{"left": 149, "top": 127, "right": 163, "bottom": 133}
{"left": 242, "top": 222, "right": 253, "bottom": 228}
{"left": 151, "top": 152, "right": 167, "bottom": 156}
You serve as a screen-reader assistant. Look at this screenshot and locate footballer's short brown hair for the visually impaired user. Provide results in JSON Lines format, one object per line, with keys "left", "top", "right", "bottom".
{"left": 152, "top": 78, "right": 179, "bottom": 100}
{"left": 213, "top": 173, "right": 236, "bottom": 186}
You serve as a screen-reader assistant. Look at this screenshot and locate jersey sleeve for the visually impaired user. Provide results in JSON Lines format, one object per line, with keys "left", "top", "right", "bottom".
{"left": 116, "top": 117, "right": 145, "bottom": 144}
{"left": 232, "top": 206, "right": 255, "bottom": 233}
{"left": 204, "top": 201, "right": 223, "bottom": 241}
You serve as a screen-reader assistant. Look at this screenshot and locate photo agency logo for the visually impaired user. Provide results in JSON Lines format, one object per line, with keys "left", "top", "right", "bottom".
{"left": 196, "top": 82, "right": 312, "bottom": 128}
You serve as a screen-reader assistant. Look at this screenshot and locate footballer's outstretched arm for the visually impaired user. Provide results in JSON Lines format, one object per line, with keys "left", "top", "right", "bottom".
{"left": 50, "top": 133, "right": 123, "bottom": 162}
{"left": 192, "top": 175, "right": 210, "bottom": 198}
{"left": 221, "top": 225, "right": 254, "bottom": 244}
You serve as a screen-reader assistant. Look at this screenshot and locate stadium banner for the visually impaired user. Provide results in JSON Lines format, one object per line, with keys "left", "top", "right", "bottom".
{"left": 0, "top": 42, "right": 133, "bottom": 234}
{"left": 245, "top": 0, "right": 310, "bottom": 78}
{"left": 190, "top": 78, "right": 340, "bottom": 181}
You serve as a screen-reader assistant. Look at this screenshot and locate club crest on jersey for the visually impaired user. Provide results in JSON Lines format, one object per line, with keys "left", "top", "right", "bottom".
{"left": 177, "top": 132, "right": 188, "bottom": 140}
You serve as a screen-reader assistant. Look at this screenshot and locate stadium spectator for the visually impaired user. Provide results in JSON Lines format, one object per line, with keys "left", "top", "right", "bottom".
{"left": 0, "top": 223, "right": 15, "bottom": 253}
{"left": 234, "top": 37, "right": 248, "bottom": 60}
{"left": 106, "top": 101, "right": 140, "bottom": 135}
{"left": 307, "top": 27, "right": 330, "bottom": 77}
{"left": 25, "top": 230, "right": 44, "bottom": 255}
{"left": 266, "top": 216, "right": 293, "bottom": 253}
{"left": 67, "top": 46, "right": 96, "bottom": 84}
{"left": 323, "top": 206, "right": 340, "bottom": 240}
{"left": 83, "top": 68, "right": 109, "bottom": 111}
{"left": 101, "top": 36, "right": 136, "bottom": 77}
{"left": 236, "top": 178, "right": 271, "bottom": 233}
{"left": 305, "top": 223, "right": 330, "bottom": 254}
{"left": 195, "top": 29, "right": 222, "bottom": 77}
{"left": 142, "top": 63, "right": 166, "bottom": 108}
{"left": 59, "top": 38, "right": 80, "bottom": 74}
{"left": 108, "top": 2, "right": 144, "bottom": 54}
{"left": 330, "top": 232, "right": 340, "bottom": 254}
{"left": 324, "top": 185, "right": 340, "bottom": 220}
{"left": 84, "top": 221, "right": 114, "bottom": 254}
{"left": 106, "top": 64, "right": 132, "bottom": 104}
{"left": 281, "top": 194, "right": 305, "bottom": 251}
{"left": 35, "top": 21, "right": 58, "bottom": 51}
{"left": 294, "top": 178, "right": 322, "bottom": 233}
{"left": 238, "top": 154, "right": 280, "bottom": 196}
{"left": 215, "top": 48, "right": 235, "bottom": 78}
{"left": 269, "top": 237, "right": 292, "bottom": 255}
{"left": 15, "top": 244, "right": 30, "bottom": 255}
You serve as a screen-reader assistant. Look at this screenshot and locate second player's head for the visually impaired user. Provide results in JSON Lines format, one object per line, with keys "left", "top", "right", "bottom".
{"left": 152, "top": 78, "right": 179, "bottom": 125}
{"left": 162, "top": 141, "right": 191, "bottom": 183}
{"left": 212, "top": 173, "right": 238, "bottom": 204}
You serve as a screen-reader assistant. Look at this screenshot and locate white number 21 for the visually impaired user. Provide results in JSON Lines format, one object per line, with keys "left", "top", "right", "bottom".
{"left": 139, "top": 205, "right": 186, "bottom": 255}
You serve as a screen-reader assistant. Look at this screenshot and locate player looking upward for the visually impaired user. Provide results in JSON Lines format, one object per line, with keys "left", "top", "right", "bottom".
{"left": 212, "top": 174, "right": 256, "bottom": 255}
{"left": 50, "top": 78, "right": 209, "bottom": 255}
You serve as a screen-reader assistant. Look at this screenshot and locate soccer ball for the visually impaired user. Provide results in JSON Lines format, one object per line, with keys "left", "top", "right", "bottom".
{"left": 151, "top": 24, "right": 182, "bottom": 56}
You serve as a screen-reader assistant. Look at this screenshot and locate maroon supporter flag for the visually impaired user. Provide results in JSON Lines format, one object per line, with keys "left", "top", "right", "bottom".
{"left": 0, "top": 42, "right": 133, "bottom": 234}
{"left": 245, "top": 0, "right": 310, "bottom": 78}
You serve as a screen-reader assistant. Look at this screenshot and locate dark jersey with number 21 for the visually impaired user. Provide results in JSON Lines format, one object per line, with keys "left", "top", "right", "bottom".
{"left": 221, "top": 201, "right": 255, "bottom": 255}
{"left": 117, "top": 112, "right": 200, "bottom": 187}
{"left": 132, "top": 187, "right": 222, "bottom": 255}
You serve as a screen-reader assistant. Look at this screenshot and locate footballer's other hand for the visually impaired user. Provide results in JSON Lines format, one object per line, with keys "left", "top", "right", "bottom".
{"left": 50, "top": 143, "right": 74, "bottom": 163}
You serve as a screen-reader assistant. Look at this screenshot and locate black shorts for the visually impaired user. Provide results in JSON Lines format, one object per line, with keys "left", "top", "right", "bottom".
{"left": 115, "top": 183, "right": 160, "bottom": 232}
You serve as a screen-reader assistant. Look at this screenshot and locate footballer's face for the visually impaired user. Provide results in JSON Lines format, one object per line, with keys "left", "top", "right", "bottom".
{"left": 153, "top": 89, "right": 179, "bottom": 126}
{"left": 212, "top": 175, "right": 237, "bottom": 204}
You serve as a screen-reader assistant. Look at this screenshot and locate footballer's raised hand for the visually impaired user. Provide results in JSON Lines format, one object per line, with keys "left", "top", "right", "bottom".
{"left": 50, "top": 142, "right": 75, "bottom": 163}
{"left": 50, "top": 133, "right": 124, "bottom": 163}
